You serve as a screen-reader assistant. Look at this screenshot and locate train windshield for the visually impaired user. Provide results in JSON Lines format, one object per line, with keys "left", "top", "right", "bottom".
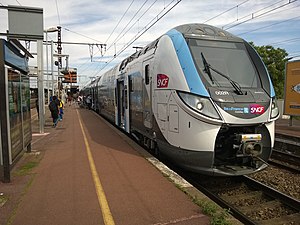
{"left": 188, "top": 39, "right": 259, "bottom": 88}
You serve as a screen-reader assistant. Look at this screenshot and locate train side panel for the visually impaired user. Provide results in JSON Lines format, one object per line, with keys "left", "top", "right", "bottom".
{"left": 98, "top": 68, "right": 116, "bottom": 123}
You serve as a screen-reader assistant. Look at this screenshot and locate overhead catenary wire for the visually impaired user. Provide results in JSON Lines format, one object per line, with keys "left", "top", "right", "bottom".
{"left": 88, "top": 0, "right": 179, "bottom": 78}
{"left": 105, "top": 0, "right": 152, "bottom": 53}
{"left": 269, "top": 37, "right": 300, "bottom": 46}
{"left": 222, "top": 0, "right": 289, "bottom": 29}
{"left": 116, "top": 0, "right": 181, "bottom": 57}
{"left": 234, "top": 1, "right": 300, "bottom": 34}
{"left": 64, "top": 28, "right": 103, "bottom": 43}
{"left": 112, "top": 0, "right": 158, "bottom": 46}
{"left": 93, "top": 0, "right": 182, "bottom": 77}
{"left": 195, "top": 0, "right": 299, "bottom": 61}
{"left": 222, "top": 0, "right": 298, "bottom": 30}
{"left": 237, "top": 14, "right": 300, "bottom": 36}
{"left": 104, "top": 0, "right": 135, "bottom": 45}
{"left": 55, "top": 0, "right": 61, "bottom": 26}
{"left": 63, "top": 0, "right": 139, "bottom": 76}
{"left": 226, "top": 1, "right": 300, "bottom": 53}
{"left": 288, "top": 52, "right": 300, "bottom": 59}
{"left": 203, "top": 0, "right": 250, "bottom": 24}
{"left": 15, "top": 0, "right": 21, "bottom": 6}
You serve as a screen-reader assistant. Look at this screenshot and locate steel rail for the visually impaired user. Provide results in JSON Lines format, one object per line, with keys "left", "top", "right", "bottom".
{"left": 243, "top": 176, "right": 300, "bottom": 211}
{"left": 179, "top": 173, "right": 258, "bottom": 225}
{"left": 270, "top": 149, "right": 300, "bottom": 173}
{"left": 179, "top": 171, "right": 300, "bottom": 225}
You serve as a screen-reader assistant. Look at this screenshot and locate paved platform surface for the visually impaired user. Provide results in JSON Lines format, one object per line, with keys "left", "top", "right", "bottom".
{"left": 0, "top": 104, "right": 210, "bottom": 225}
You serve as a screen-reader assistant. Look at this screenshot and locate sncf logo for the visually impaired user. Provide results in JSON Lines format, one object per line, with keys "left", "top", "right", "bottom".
{"left": 250, "top": 104, "right": 265, "bottom": 114}
{"left": 157, "top": 74, "right": 169, "bottom": 88}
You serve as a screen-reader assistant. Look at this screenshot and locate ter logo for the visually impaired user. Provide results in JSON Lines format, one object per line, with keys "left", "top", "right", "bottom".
{"left": 157, "top": 74, "right": 169, "bottom": 88}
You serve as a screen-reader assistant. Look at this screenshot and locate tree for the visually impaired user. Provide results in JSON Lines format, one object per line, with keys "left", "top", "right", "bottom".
{"left": 250, "top": 42, "right": 288, "bottom": 99}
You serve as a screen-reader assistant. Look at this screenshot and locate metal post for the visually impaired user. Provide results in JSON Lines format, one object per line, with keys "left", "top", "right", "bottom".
{"left": 44, "top": 27, "right": 59, "bottom": 98}
{"left": 57, "top": 26, "right": 62, "bottom": 68}
{"left": 45, "top": 31, "right": 50, "bottom": 104}
{"left": 57, "top": 26, "right": 62, "bottom": 99}
{"left": 51, "top": 40, "right": 54, "bottom": 97}
{"left": 37, "top": 40, "right": 44, "bottom": 133}
{"left": 57, "top": 68, "right": 60, "bottom": 98}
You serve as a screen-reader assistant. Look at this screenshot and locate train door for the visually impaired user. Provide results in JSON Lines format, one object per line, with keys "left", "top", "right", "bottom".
{"left": 91, "top": 82, "right": 95, "bottom": 110}
{"left": 143, "top": 61, "right": 153, "bottom": 129}
{"left": 128, "top": 75, "right": 133, "bottom": 131}
{"left": 116, "top": 79, "right": 129, "bottom": 131}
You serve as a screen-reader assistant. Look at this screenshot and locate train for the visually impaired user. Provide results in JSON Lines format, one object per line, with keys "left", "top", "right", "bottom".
{"left": 82, "top": 23, "right": 280, "bottom": 176}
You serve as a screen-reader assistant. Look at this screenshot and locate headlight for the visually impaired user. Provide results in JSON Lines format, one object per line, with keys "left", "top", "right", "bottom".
{"left": 177, "top": 91, "right": 221, "bottom": 120}
{"left": 270, "top": 97, "right": 279, "bottom": 119}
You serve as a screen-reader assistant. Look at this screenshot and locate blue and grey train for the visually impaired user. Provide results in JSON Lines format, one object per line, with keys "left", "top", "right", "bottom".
{"left": 84, "top": 24, "right": 280, "bottom": 176}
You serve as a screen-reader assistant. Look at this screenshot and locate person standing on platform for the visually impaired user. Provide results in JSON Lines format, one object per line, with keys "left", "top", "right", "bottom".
{"left": 49, "top": 96, "right": 60, "bottom": 127}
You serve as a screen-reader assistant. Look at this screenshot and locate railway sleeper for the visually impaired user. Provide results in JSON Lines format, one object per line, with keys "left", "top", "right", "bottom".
{"left": 220, "top": 191, "right": 267, "bottom": 207}
{"left": 241, "top": 200, "right": 296, "bottom": 221}
{"left": 274, "top": 139, "right": 300, "bottom": 156}
{"left": 258, "top": 212, "right": 300, "bottom": 225}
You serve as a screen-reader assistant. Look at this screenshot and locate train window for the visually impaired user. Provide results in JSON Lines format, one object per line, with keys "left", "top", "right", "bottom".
{"left": 195, "top": 39, "right": 236, "bottom": 49}
{"left": 124, "top": 85, "right": 128, "bottom": 109}
{"left": 115, "top": 88, "right": 118, "bottom": 107}
{"left": 129, "top": 78, "right": 133, "bottom": 92}
{"left": 145, "top": 64, "right": 150, "bottom": 85}
{"left": 189, "top": 39, "right": 259, "bottom": 88}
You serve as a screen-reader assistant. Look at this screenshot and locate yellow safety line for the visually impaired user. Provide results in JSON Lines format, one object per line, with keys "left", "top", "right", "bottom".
{"left": 77, "top": 110, "right": 115, "bottom": 225}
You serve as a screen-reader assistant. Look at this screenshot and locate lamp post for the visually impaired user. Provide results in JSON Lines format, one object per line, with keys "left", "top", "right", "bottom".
{"left": 44, "top": 27, "right": 59, "bottom": 104}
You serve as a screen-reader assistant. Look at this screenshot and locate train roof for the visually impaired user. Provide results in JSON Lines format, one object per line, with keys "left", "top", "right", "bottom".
{"left": 173, "top": 23, "right": 243, "bottom": 42}
{"left": 119, "top": 38, "right": 159, "bottom": 71}
{"left": 118, "top": 23, "right": 243, "bottom": 72}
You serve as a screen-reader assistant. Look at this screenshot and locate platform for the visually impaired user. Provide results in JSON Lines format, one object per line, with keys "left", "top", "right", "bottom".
{"left": 0, "top": 104, "right": 210, "bottom": 225}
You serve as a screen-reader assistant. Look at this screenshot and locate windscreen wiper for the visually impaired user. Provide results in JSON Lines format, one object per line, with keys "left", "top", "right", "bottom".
{"left": 201, "top": 52, "right": 214, "bottom": 84}
{"left": 201, "top": 52, "right": 244, "bottom": 95}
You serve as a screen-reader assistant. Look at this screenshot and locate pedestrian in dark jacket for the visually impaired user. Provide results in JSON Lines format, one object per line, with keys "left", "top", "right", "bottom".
{"left": 49, "top": 96, "right": 60, "bottom": 127}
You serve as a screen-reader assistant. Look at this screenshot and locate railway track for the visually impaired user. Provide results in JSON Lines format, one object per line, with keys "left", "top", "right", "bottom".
{"left": 179, "top": 173, "right": 300, "bottom": 225}
{"left": 269, "top": 149, "right": 300, "bottom": 173}
{"left": 271, "top": 134, "right": 300, "bottom": 173}
{"left": 274, "top": 134, "right": 300, "bottom": 156}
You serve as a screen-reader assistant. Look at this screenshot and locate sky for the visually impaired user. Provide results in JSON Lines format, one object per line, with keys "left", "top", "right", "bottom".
{"left": 1, "top": 0, "right": 300, "bottom": 88}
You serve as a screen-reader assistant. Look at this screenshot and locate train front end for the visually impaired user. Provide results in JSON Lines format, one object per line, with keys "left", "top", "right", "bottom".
{"left": 154, "top": 24, "right": 279, "bottom": 176}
